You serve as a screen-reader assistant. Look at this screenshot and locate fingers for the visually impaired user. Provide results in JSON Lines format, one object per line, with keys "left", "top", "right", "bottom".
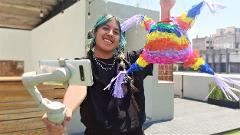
{"left": 63, "top": 108, "right": 73, "bottom": 127}
{"left": 42, "top": 113, "right": 65, "bottom": 135}
{"left": 42, "top": 113, "right": 50, "bottom": 126}
{"left": 46, "top": 123, "right": 65, "bottom": 135}
{"left": 42, "top": 108, "right": 73, "bottom": 134}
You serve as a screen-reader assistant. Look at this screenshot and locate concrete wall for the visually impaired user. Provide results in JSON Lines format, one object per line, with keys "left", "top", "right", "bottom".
{"left": 174, "top": 72, "right": 214, "bottom": 101}
{"left": 193, "top": 26, "right": 240, "bottom": 50}
{"left": 145, "top": 64, "right": 174, "bottom": 122}
{"left": 214, "top": 35, "right": 235, "bottom": 49}
{"left": 192, "top": 37, "right": 207, "bottom": 50}
{"left": 30, "top": 0, "right": 86, "bottom": 71}
{"left": 173, "top": 74, "right": 182, "bottom": 97}
{"left": 0, "top": 29, "right": 30, "bottom": 72}
{"left": 0, "top": 1, "right": 87, "bottom": 72}
{"left": 206, "top": 53, "right": 240, "bottom": 63}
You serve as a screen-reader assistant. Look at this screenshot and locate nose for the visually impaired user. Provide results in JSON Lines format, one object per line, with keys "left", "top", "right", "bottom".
{"left": 108, "top": 29, "right": 114, "bottom": 36}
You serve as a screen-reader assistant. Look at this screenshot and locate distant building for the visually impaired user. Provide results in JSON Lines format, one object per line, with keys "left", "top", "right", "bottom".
{"left": 193, "top": 26, "right": 240, "bottom": 50}
{"left": 212, "top": 26, "right": 240, "bottom": 49}
{"left": 191, "top": 26, "right": 240, "bottom": 73}
{"left": 192, "top": 36, "right": 208, "bottom": 50}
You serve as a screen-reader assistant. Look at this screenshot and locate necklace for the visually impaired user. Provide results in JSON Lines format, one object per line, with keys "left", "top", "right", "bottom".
{"left": 94, "top": 57, "right": 115, "bottom": 66}
{"left": 93, "top": 56, "right": 116, "bottom": 71}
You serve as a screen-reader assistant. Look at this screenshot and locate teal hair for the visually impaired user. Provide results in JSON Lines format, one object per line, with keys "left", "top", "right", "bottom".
{"left": 87, "top": 14, "right": 126, "bottom": 54}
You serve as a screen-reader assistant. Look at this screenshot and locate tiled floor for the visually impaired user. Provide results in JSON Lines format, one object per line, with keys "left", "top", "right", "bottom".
{"left": 144, "top": 98, "right": 240, "bottom": 135}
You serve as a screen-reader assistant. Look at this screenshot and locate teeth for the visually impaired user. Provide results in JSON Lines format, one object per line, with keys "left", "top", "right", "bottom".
{"left": 104, "top": 39, "right": 113, "bottom": 44}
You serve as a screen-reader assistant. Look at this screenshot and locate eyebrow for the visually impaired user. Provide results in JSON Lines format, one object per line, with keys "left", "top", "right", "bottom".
{"left": 105, "top": 24, "right": 120, "bottom": 31}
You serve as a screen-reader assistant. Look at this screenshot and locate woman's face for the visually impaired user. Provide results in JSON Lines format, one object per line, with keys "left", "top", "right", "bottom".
{"left": 95, "top": 19, "right": 120, "bottom": 53}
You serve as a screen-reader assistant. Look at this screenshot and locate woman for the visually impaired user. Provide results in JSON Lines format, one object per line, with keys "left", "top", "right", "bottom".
{"left": 42, "top": 0, "right": 175, "bottom": 135}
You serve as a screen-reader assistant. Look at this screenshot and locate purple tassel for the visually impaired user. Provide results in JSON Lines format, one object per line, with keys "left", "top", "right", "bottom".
{"left": 113, "top": 71, "right": 127, "bottom": 98}
{"left": 104, "top": 71, "right": 127, "bottom": 98}
{"left": 120, "top": 15, "right": 144, "bottom": 32}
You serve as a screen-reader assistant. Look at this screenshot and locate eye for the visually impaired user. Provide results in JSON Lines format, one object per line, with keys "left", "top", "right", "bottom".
{"left": 113, "top": 30, "right": 120, "bottom": 35}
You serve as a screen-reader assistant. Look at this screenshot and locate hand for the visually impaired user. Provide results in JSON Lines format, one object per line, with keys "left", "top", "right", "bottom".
{"left": 160, "top": 0, "right": 176, "bottom": 11}
{"left": 42, "top": 108, "right": 73, "bottom": 135}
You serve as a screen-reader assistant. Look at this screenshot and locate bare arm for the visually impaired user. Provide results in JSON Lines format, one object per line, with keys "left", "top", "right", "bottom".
{"left": 160, "top": 0, "right": 176, "bottom": 21}
{"left": 63, "top": 85, "right": 87, "bottom": 112}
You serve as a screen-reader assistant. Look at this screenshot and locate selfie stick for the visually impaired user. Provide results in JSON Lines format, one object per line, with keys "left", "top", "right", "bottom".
{"left": 21, "top": 60, "right": 70, "bottom": 125}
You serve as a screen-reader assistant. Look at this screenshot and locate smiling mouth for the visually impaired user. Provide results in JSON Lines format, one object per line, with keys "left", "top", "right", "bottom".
{"left": 104, "top": 38, "right": 113, "bottom": 44}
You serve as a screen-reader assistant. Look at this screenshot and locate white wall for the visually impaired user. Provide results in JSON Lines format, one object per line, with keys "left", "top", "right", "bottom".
{"left": 173, "top": 74, "right": 183, "bottom": 97}
{"left": 0, "top": 1, "right": 87, "bottom": 72}
{"left": 174, "top": 72, "right": 214, "bottom": 100}
{"left": 174, "top": 72, "right": 240, "bottom": 101}
{"left": 30, "top": 0, "right": 86, "bottom": 71}
{"left": 184, "top": 74, "right": 213, "bottom": 100}
{"left": 145, "top": 65, "right": 174, "bottom": 122}
{"left": 0, "top": 28, "right": 30, "bottom": 71}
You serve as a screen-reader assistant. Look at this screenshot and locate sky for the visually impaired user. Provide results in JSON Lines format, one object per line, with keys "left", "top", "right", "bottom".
{"left": 108, "top": 0, "right": 239, "bottom": 40}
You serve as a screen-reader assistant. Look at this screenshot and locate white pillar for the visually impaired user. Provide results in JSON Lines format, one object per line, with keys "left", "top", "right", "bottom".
{"left": 144, "top": 64, "right": 174, "bottom": 122}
